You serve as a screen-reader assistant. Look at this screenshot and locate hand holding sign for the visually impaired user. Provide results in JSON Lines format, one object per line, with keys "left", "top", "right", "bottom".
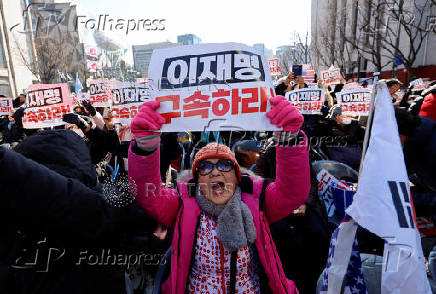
{"left": 130, "top": 101, "right": 166, "bottom": 152}
{"left": 267, "top": 96, "right": 303, "bottom": 133}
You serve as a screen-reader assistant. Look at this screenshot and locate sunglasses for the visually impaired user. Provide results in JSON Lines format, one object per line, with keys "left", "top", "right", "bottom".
{"left": 196, "top": 159, "right": 234, "bottom": 176}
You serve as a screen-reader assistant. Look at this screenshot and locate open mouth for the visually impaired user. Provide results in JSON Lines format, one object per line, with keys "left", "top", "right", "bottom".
{"left": 210, "top": 181, "right": 225, "bottom": 195}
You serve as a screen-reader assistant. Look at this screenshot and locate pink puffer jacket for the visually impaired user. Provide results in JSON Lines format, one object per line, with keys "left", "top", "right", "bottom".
{"left": 128, "top": 136, "right": 310, "bottom": 294}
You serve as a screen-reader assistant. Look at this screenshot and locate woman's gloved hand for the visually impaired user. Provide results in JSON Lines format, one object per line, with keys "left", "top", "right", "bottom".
{"left": 266, "top": 95, "right": 304, "bottom": 134}
{"left": 82, "top": 100, "right": 96, "bottom": 116}
{"left": 130, "top": 101, "right": 166, "bottom": 152}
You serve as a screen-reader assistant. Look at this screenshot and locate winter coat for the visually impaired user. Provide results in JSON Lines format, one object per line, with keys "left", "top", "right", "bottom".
{"left": 404, "top": 116, "right": 436, "bottom": 192}
{"left": 0, "top": 130, "right": 157, "bottom": 294}
{"left": 128, "top": 136, "right": 311, "bottom": 294}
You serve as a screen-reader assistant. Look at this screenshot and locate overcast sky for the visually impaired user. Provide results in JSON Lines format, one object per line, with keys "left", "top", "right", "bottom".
{"left": 74, "top": 0, "right": 311, "bottom": 64}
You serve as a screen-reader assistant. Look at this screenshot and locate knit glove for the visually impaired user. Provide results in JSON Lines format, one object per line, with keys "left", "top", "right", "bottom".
{"left": 130, "top": 101, "right": 165, "bottom": 152}
{"left": 82, "top": 100, "right": 96, "bottom": 116}
{"left": 267, "top": 95, "right": 303, "bottom": 132}
{"left": 266, "top": 95, "right": 304, "bottom": 146}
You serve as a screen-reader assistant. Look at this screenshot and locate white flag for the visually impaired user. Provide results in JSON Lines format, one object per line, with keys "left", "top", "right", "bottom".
{"left": 346, "top": 83, "right": 431, "bottom": 294}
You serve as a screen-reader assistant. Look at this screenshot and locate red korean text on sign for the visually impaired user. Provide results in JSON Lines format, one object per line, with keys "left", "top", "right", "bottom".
{"left": 156, "top": 87, "right": 274, "bottom": 124}
{"left": 23, "top": 105, "right": 71, "bottom": 123}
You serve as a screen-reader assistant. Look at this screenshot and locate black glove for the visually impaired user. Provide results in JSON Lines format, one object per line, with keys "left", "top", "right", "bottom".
{"left": 62, "top": 113, "right": 89, "bottom": 131}
{"left": 82, "top": 100, "right": 96, "bottom": 116}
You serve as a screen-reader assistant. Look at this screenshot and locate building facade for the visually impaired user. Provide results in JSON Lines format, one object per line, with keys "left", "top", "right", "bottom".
{"left": 133, "top": 42, "right": 180, "bottom": 77}
{"left": 177, "top": 34, "right": 201, "bottom": 46}
{"left": 311, "top": 0, "right": 436, "bottom": 82}
{"left": 253, "top": 43, "right": 273, "bottom": 59}
{"left": 0, "top": 0, "right": 35, "bottom": 97}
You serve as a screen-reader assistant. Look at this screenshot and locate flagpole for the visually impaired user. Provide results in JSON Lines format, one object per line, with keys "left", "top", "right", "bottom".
{"left": 358, "top": 72, "right": 380, "bottom": 177}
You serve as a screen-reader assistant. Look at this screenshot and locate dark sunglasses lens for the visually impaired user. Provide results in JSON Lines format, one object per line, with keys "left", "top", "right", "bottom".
{"left": 198, "top": 162, "right": 213, "bottom": 175}
{"left": 217, "top": 159, "right": 233, "bottom": 172}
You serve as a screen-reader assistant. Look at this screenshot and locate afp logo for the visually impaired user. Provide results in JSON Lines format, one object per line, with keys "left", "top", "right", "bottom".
{"left": 11, "top": 238, "right": 65, "bottom": 273}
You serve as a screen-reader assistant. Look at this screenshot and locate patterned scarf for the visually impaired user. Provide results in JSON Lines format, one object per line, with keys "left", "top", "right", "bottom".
{"left": 195, "top": 186, "right": 257, "bottom": 252}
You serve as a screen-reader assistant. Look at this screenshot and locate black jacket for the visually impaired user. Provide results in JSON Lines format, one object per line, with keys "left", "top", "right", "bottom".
{"left": 404, "top": 116, "right": 436, "bottom": 192}
{"left": 0, "top": 130, "right": 157, "bottom": 294}
{"left": 0, "top": 117, "right": 24, "bottom": 144}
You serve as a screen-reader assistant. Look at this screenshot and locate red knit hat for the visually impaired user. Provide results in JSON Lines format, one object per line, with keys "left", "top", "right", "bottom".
{"left": 192, "top": 143, "right": 241, "bottom": 181}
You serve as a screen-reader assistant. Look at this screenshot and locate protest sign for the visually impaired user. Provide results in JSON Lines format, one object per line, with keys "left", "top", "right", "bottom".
{"left": 320, "top": 67, "right": 342, "bottom": 85}
{"left": 336, "top": 89, "right": 371, "bottom": 116}
{"left": 317, "top": 169, "right": 352, "bottom": 217}
{"left": 342, "top": 82, "right": 361, "bottom": 91}
{"left": 108, "top": 81, "right": 150, "bottom": 124}
{"left": 395, "top": 91, "right": 405, "bottom": 101}
{"left": 22, "top": 83, "right": 72, "bottom": 129}
{"left": 84, "top": 44, "right": 98, "bottom": 58}
{"left": 302, "top": 64, "right": 315, "bottom": 83}
{"left": 72, "top": 93, "right": 90, "bottom": 107}
{"left": 87, "top": 60, "right": 98, "bottom": 73}
{"left": 285, "top": 88, "right": 325, "bottom": 114}
{"left": 0, "top": 97, "right": 13, "bottom": 116}
{"left": 89, "top": 80, "right": 111, "bottom": 107}
{"left": 410, "top": 78, "right": 426, "bottom": 91}
{"left": 148, "top": 43, "right": 278, "bottom": 132}
{"left": 267, "top": 57, "right": 281, "bottom": 76}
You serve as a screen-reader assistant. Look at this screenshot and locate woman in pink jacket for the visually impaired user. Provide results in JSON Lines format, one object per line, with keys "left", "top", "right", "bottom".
{"left": 128, "top": 96, "right": 310, "bottom": 294}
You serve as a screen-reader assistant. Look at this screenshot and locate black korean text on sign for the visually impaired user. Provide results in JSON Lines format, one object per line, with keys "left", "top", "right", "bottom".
{"left": 26, "top": 87, "right": 63, "bottom": 107}
{"left": 341, "top": 92, "right": 370, "bottom": 103}
{"left": 89, "top": 82, "right": 106, "bottom": 95}
{"left": 159, "top": 50, "right": 266, "bottom": 89}
{"left": 112, "top": 86, "right": 149, "bottom": 106}
{"left": 287, "top": 90, "right": 322, "bottom": 102}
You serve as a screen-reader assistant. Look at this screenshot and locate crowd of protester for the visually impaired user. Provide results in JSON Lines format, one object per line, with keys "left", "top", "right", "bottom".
{"left": 0, "top": 72, "right": 435, "bottom": 294}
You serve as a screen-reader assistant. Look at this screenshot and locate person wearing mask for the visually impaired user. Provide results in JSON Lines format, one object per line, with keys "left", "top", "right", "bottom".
{"left": 324, "top": 105, "right": 364, "bottom": 170}
{"left": 62, "top": 112, "right": 120, "bottom": 166}
{"left": 128, "top": 97, "right": 310, "bottom": 294}
{"left": 254, "top": 141, "right": 329, "bottom": 294}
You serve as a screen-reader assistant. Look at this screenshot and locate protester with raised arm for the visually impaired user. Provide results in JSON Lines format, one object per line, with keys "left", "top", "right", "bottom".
{"left": 128, "top": 96, "right": 310, "bottom": 294}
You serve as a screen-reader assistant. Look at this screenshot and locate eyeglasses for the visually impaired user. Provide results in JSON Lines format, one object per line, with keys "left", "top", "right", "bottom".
{"left": 196, "top": 159, "right": 234, "bottom": 176}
